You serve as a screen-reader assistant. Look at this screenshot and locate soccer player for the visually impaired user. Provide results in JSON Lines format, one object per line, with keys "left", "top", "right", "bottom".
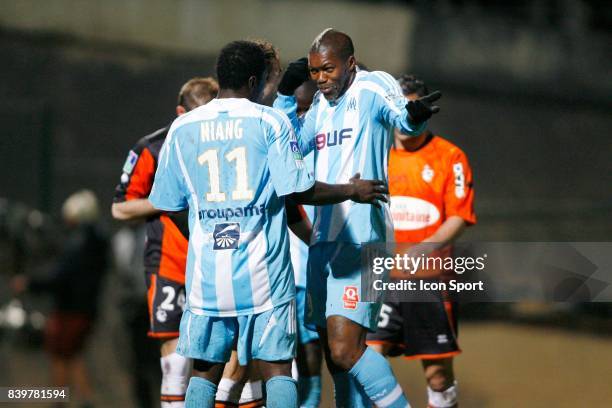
{"left": 112, "top": 77, "right": 219, "bottom": 407}
{"left": 291, "top": 79, "right": 324, "bottom": 408}
{"left": 148, "top": 40, "right": 388, "bottom": 408}
{"left": 367, "top": 75, "right": 476, "bottom": 408}
{"left": 254, "top": 38, "right": 283, "bottom": 107}
{"left": 214, "top": 39, "right": 305, "bottom": 408}
{"left": 274, "top": 29, "right": 441, "bottom": 408}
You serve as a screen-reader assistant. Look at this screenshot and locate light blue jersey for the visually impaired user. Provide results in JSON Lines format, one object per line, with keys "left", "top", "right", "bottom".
{"left": 289, "top": 151, "right": 314, "bottom": 289}
{"left": 288, "top": 203, "right": 314, "bottom": 289}
{"left": 274, "top": 70, "right": 425, "bottom": 245}
{"left": 150, "top": 98, "right": 314, "bottom": 317}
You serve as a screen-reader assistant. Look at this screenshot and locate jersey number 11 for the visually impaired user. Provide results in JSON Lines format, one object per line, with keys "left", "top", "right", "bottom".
{"left": 198, "top": 147, "right": 254, "bottom": 202}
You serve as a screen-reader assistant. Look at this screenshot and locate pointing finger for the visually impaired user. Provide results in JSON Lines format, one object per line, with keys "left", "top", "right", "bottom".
{"left": 421, "top": 90, "right": 442, "bottom": 103}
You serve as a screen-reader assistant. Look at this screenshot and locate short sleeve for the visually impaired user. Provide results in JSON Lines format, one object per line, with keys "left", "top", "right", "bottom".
{"left": 444, "top": 148, "right": 476, "bottom": 225}
{"left": 149, "top": 137, "right": 188, "bottom": 211}
{"left": 265, "top": 109, "right": 315, "bottom": 197}
{"left": 113, "top": 141, "right": 155, "bottom": 203}
{"left": 273, "top": 93, "right": 317, "bottom": 156}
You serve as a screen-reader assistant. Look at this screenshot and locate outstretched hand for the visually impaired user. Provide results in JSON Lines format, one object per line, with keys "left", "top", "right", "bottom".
{"left": 406, "top": 90, "right": 442, "bottom": 125}
{"left": 278, "top": 57, "right": 310, "bottom": 96}
{"left": 348, "top": 173, "right": 389, "bottom": 208}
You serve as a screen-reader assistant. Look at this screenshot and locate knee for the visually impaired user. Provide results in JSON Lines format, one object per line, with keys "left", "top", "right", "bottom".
{"left": 328, "top": 341, "right": 363, "bottom": 371}
{"left": 160, "top": 353, "right": 191, "bottom": 394}
{"left": 427, "top": 367, "right": 454, "bottom": 392}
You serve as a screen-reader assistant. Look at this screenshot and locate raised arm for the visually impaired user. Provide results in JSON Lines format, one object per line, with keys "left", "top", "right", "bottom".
{"left": 273, "top": 57, "right": 316, "bottom": 156}
{"left": 371, "top": 71, "right": 441, "bottom": 135}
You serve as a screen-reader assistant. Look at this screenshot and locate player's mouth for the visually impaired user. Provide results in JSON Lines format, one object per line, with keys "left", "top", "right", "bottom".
{"left": 319, "top": 85, "right": 336, "bottom": 97}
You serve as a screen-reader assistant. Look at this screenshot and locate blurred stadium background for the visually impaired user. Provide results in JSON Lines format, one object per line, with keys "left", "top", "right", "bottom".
{"left": 1, "top": 1, "right": 611, "bottom": 407}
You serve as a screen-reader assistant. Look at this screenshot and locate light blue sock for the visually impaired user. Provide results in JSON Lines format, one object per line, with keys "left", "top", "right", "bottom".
{"left": 185, "top": 377, "right": 217, "bottom": 408}
{"left": 298, "top": 375, "right": 322, "bottom": 408}
{"left": 349, "top": 347, "right": 410, "bottom": 408}
{"left": 332, "top": 371, "right": 370, "bottom": 408}
{"left": 266, "top": 375, "right": 298, "bottom": 408}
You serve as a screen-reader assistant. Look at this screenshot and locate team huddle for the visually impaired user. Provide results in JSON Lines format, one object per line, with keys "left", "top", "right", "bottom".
{"left": 113, "top": 28, "right": 475, "bottom": 408}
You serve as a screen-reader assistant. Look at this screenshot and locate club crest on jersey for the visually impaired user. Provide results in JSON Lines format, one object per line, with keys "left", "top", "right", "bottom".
{"left": 347, "top": 97, "right": 357, "bottom": 111}
{"left": 342, "top": 286, "right": 359, "bottom": 310}
{"left": 422, "top": 164, "right": 434, "bottom": 182}
{"left": 213, "top": 222, "right": 240, "bottom": 250}
{"left": 122, "top": 150, "right": 139, "bottom": 174}
{"left": 315, "top": 128, "right": 353, "bottom": 150}
{"left": 155, "top": 308, "right": 167, "bottom": 323}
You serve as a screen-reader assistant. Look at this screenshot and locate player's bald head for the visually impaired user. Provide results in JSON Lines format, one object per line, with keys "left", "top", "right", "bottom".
{"left": 310, "top": 28, "right": 354, "bottom": 61}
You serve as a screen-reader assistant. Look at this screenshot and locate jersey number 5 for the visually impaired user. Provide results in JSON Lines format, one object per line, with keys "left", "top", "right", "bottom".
{"left": 198, "top": 147, "right": 254, "bottom": 202}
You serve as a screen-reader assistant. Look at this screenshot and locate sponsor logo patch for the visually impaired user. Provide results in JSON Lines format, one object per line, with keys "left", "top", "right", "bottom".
{"left": 390, "top": 196, "right": 440, "bottom": 231}
{"left": 122, "top": 150, "right": 139, "bottom": 174}
{"left": 453, "top": 162, "right": 466, "bottom": 198}
{"left": 437, "top": 334, "right": 449, "bottom": 344}
{"left": 198, "top": 204, "right": 266, "bottom": 221}
{"left": 213, "top": 222, "right": 240, "bottom": 250}
{"left": 315, "top": 128, "right": 353, "bottom": 150}
{"left": 342, "top": 286, "right": 359, "bottom": 310}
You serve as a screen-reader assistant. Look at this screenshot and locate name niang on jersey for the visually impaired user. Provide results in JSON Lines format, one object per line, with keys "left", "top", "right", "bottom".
{"left": 200, "top": 119, "right": 244, "bottom": 142}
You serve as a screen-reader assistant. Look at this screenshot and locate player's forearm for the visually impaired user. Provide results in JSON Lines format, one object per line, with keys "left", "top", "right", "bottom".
{"left": 291, "top": 181, "right": 354, "bottom": 206}
{"left": 398, "top": 114, "right": 427, "bottom": 136}
{"left": 289, "top": 218, "right": 312, "bottom": 246}
{"left": 273, "top": 94, "right": 299, "bottom": 126}
{"left": 422, "top": 216, "right": 467, "bottom": 247}
{"left": 111, "top": 198, "right": 161, "bottom": 221}
{"left": 273, "top": 94, "right": 314, "bottom": 156}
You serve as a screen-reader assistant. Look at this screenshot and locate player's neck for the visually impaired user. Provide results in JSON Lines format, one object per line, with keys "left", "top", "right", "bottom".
{"left": 335, "top": 71, "right": 357, "bottom": 102}
{"left": 395, "top": 131, "right": 431, "bottom": 152}
{"left": 218, "top": 88, "right": 250, "bottom": 100}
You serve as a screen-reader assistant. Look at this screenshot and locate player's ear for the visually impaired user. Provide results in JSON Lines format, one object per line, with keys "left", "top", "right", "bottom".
{"left": 176, "top": 105, "right": 187, "bottom": 116}
{"left": 347, "top": 55, "right": 356, "bottom": 72}
{"left": 248, "top": 75, "right": 257, "bottom": 91}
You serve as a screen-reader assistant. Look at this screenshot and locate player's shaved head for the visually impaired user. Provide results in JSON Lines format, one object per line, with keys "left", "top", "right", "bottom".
{"left": 310, "top": 28, "right": 355, "bottom": 62}
{"left": 308, "top": 29, "right": 357, "bottom": 101}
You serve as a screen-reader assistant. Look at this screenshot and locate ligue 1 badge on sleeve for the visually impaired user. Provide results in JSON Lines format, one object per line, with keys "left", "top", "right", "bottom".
{"left": 213, "top": 222, "right": 240, "bottom": 250}
{"left": 122, "top": 150, "right": 139, "bottom": 174}
{"left": 289, "top": 141, "right": 305, "bottom": 168}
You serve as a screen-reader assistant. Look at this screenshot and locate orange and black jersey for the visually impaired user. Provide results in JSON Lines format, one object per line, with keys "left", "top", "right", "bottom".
{"left": 113, "top": 126, "right": 188, "bottom": 284}
{"left": 389, "top": 133, "right": 476, "bottom": 243}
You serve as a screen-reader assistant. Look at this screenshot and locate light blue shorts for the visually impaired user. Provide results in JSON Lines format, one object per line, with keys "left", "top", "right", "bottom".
{"left": 177, "top": 300, "right": 296, "bottom": 365}
{"left": 296, "top": 287, "right": 319, "bottom": 344}
{"left": 306, "top": 242, "right": 382, "bottom": 331}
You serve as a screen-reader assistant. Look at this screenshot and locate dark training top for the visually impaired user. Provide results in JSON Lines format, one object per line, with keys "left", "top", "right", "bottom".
{"left": 113, "top": 126, "right": 189, "bottom": 284}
